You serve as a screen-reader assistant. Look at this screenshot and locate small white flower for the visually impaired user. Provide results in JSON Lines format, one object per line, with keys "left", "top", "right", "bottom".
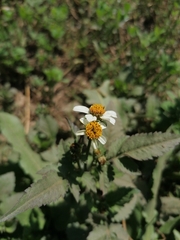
{"left": 73, "top": 104, "right": 117, "bottom": 125}
{"left": 75, "top": 115, "right": 107, "bottom": 150}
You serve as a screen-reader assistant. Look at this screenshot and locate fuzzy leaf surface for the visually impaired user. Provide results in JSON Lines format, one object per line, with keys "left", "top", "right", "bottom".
{"left": 159, "top": 216, "right": 180, "bottom": 234}
{"left": 99, "top": 165, "right": 110, "bottom": 195}
{"left": 87, "top": 224, "right": 129, "bottom": 240}
{"left": 120, "top": 132, "right": 180, "bottom": 160}
{"left": 161, "top": 196, "right": 180, "bottom": 215}
{"left": 77, "top": 172, "right": 96, "bottom": 193}
{"left": 105, "top": 187, "right": 137, "bottom": 222}
{"left": 0, "top": 172, "right": 15, "bottom": 201}
{"left": 113, "top": 157, "right": 140, "bottom": 176}
{"left": 142, "top": 153, "right": 170, "bottom": 240}
{"left": 0, "top": 170, "right": 68, "bottom": 222}
{"left": 111, "top": 194, "right": 138, "bottom": 222}
{"left": 70, "top": 184, "right": 80, "bottom": 202}
{"left": 0, "top": 112, "right": 46, "bottom": 179}
{"left": 36, "top": 114, "right": 59, "bottom": 139}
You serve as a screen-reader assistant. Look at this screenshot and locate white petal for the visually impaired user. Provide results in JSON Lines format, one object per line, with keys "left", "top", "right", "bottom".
{"left": 75, "top": 130, "right": 85, "bottom": 136}
{"left": 99, "top": 122, "right": 107, "bottom": 129}
{"left": 92, "top": 140, "right": 98, "bottom": 150}
{"left": 101, "top": 116, "right": 116, "bottom": 125}
{"left": 80, "top": 117, "right": 88, "bottom": 125}
{"left": 98, "top": 135, "right": 107, "bottom": 144}
{"left": 85, "top": 114, "right": 97, "bottom": 122}
{"left": 73, "top": 105, "right": 89, "bottom": 114}
{"left": 103, "top": 111, "right": 117, "bottom": 118}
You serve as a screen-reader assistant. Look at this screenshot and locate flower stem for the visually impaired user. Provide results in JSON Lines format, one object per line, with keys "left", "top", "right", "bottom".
{"left": 84, "top": 139, "right": 91, "bottom": 170}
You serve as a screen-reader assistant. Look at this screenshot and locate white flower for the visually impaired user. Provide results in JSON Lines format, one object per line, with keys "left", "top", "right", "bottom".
{"left": 75, "top": 115, "right": 107, "bottom": 150}
{"left": 73, "top": 104, "right": 117, "bottom": 125}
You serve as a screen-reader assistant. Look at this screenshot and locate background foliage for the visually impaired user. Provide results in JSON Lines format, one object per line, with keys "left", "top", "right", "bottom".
{"left": 1, "top": 0, "right": 180, "bottom": 239}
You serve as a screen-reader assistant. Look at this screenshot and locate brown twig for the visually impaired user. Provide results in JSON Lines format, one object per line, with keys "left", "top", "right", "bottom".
{"left": 65, "top": 0, "right": 79, "bottom": 20}
{"left": 24, "top": 79, "right": 30, "bottom": 134}
{"left": 122, "top": 219, "right": 133, "bottom": 240}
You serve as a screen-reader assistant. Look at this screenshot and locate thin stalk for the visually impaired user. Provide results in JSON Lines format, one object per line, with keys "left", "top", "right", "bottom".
{"left": 84, "top": 139, "right": 91, "bottom": 171}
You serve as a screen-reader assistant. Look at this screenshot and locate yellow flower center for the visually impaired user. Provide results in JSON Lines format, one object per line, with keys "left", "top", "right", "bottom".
{"left": 89, "top": 104, "right": 105, "bottom": 117}
{"left": 85, "top": 121, "right": 102, "bottom": 139}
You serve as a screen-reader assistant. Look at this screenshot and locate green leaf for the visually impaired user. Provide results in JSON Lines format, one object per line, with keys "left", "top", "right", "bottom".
{"left": 0, "top": 112, "right": 46, "bottom": 179}
{"left": 113, "top": 157, "right": 141, "bottom": 176}
{"left": 111, "top": 194, "right": 138, "bottom": 222}
{"left": 105, "top": 187, "right": 137, "bottom": 222}
{"left": 0, "top": 172, "right": 15, "bottom": 201}
{"left": 83, "top": 81, "right": 119, "bottom": 107}
{"left": 106, "top": 120, "right": 126, "bottom": 160}
{"left": 143, "top": 152, "right": 171, "bottom": 240}
{"left": 36, "top": 114, "right": 59, "bottom": 139}
{"left": 77, "top": 172, "right": 96, "bottom": 193}
{"left": 173, "top": 229, "right": 180, "bottom": 240}
{"left": 0, "top": 193, "right": 23, "bottom": 215}
{"left": 44, "top": 67, "right": 63, "bottom": 82}
{"left": 41, "top": 145, "right": 59, "bottom": 163}
{"left": 99, "top": 164, "right": 110, "bottom": 195}
{"left": 161, "top": 196, "right": 180, "bottom": 215}
{"left": 159, "top": 216, "right": 180, "bottom": 234}
{"left": 0, "top": 144, "right": 16, "bottom": 163}
{"left": 83, "top": 89, "right": 104, "bottom": 105}
{"left": 120, "top": 132, "right": 180, "bottom": 160}
{"left": 113, "top": 173, "right": 137, "bottom": 189}
{"left": 17, "top": 208, "right": 45, "bottom": 230}
{"left": 0, "top": 170, "right": 68, "bottom": 222}
{"left": 146, "top": 95, "right": 159, "bottom": 119}
{"left": 58, "top": 139, "right": 66, "bottom": 160}
{"left": 87, "top": 224, "right": 129, "bottom": 240}
{"left": 70, "top": 184, "right": 80, "bottom": 202}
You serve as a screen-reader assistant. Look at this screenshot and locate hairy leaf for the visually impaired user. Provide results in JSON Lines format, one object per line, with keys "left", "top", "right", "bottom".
{"left": 70, "top": 184, "right": 80, "bottom": 202}
{"left": 161, "top": 196, "right": 180, "bottom": 216}
{"left": 36, "top": 114, "right": 59, "bottom": 139}
{"left": 105, "top": 100, "right": 125, "bottom": 157}
{"left": 105, "top": 187, "right": 137, "bottom": 222}
{"left": 83, "top": 89, "right": 104, "bottom": 105}
{"left": 0, "top": 193, "right": 23, "bottom": 215}
{"left": 87, "top": 224, "right": 129, "bottom": 240}
{"left": 0, "top": 112, "right": 46, "bottom": 179}
{"left": 37, "top": 164, "right": 58, "bottom": 176}
{"left": 159, "top": 216, "right": 180, "bottom": 234}
{"left": 0, "top": 172, "right": 15, "bottom": 201}
{"left": 0, "top": 170, "right": 68, "bottom": 222}
{"left": 113, "top": 157, "right": 141, "bottom": 176}
{"left": 113, "top": 173, "right": 137, "bottom": 189}
{"left": 106, "top": 130, "right": 127, "bottom": 160}
{"left": 77, "top": 172, "right": 96, "bottom": 193}
{"left": 146, "top": 95, "right": 159, "bottom": 119}
{"left": 17, "top": 208, "right": 45, "bottom": 230}
{"left": 83, "top": 81, "right": 113, "bottom": 105}
{"left": 99, "top": 165, "right": 110, "bottom": 195}
{"left": 120, "top": 132, "right": 180, "bottom": 160}
{"left": 111, "top": 194, "right": 138, "bottom": 222}
{"left": 142, "top": 152, "right": 171, "bottom": 240}
{"left": 41, "top": 144, "right": 59, "bottom": 163}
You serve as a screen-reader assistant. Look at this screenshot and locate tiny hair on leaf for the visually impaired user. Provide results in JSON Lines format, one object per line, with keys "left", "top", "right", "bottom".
{"left": 119, "top": 132, "right": 180, "bottom": 160}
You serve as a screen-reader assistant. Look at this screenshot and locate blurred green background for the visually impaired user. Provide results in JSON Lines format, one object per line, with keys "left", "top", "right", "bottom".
{"left": 1, "top": 0, "right": 180, "bottom": 133}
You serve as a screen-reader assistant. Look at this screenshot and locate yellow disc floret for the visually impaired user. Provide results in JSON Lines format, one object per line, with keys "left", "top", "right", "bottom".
{"left": 85, "top": 121, "right": 102, "bottom": 139}
{"left": 89, "top": 104, "right": 105, "bottom": 117}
